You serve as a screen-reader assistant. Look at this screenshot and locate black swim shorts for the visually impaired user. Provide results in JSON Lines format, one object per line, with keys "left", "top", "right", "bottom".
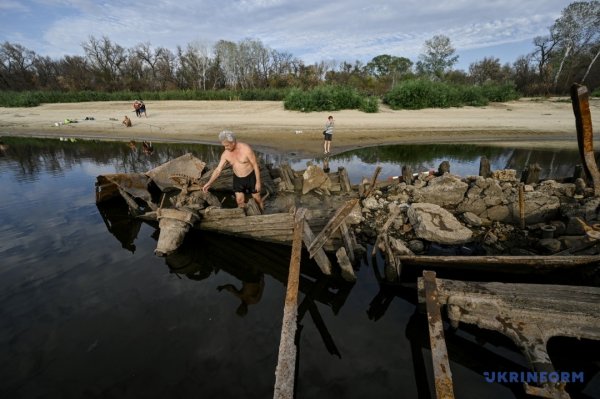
{"left": 324, "top": 133, "right": 332, "bottom": 141}
{"left": 233, "top": 170, "right": 258, "bottom": 194}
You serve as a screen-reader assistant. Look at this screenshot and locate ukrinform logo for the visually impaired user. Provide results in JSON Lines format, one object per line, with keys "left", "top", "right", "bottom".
{"left": 483, "top": 371, "right": 585, "bottom": 384}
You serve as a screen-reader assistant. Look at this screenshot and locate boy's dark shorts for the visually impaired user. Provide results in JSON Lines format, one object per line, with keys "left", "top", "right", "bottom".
{"left": 324, "top": 133, "right": 332, "bottom": 141}
{"left": 233, "top": 170, "right": 258, "bottom": 194}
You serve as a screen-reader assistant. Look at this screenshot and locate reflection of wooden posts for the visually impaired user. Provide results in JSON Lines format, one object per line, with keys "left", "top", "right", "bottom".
{"left": 479, "top": 156, "right": 491, "bottom": 178}
{"left": 570, "top": 83, "right": 600, "bottom": 196}
{"left": 274, "top": 208, "right": 306, "bottom": 399}
{"left": 421, "top": 271, "right": 455, "bottom": 399}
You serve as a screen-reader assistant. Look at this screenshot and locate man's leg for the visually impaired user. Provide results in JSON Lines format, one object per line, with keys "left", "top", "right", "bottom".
{"left": 251, "top": 192, "right": 264, "bottom": 212}
{"left": 235, "top": 192, "right": 246, "bottom": 208}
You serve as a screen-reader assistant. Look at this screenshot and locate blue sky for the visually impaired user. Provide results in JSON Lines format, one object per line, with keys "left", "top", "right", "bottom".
{"left": 0, "top": 0, "right": 572, "bottom": 71}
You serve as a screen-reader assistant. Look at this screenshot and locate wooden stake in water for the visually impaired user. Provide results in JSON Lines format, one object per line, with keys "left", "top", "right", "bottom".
{"left": 273, "top": 208, "right": 306, "bottom": 399}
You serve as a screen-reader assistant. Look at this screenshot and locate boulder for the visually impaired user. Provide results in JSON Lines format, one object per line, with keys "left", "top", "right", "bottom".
{"left": 412, "top": 174, "right": 468, "bottom": 207}
{"left": 407, "top": 203, "right": 473, "bottom": 245}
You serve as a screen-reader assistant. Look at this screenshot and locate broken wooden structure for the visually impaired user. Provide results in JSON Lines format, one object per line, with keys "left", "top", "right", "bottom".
{"left": 418, "top": 272, "right": 600, "bottom": 399}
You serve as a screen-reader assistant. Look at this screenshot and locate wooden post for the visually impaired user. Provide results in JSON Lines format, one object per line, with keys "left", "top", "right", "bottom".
{"left": 571, "top": 83, "right": 600, "bottom": 196}
{"left": 422, "top": 271, "right": 455, "bottom": 399}
{"left": 479, "top": 156, "right": 491, "bottom": 178}
{"left": 363, "top": 166, "right": 382, "bottom": 198}
{"left": 302, "top": 220, "right": 332, "bottom": 275}
{"left": 521, "top": 163, "right": 541, "bottom": 185}
{"left": 338, "top": 167, "right": 352, "bottom": 192}
{"left": 402, "top": 165, "right": 413, "bottom": 185}
{"left": 273, "top": 208, "right": 306, "bottom": 399}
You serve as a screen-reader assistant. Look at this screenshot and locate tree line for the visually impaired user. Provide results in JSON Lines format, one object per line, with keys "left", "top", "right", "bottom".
{"left": 1, "top": 1, "right": 598, "bottom": 98}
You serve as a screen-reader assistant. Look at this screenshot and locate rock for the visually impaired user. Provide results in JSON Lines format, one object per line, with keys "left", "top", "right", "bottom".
{"left": 566, "top": 216, "right": 587, "bottom": 235}
{"left": 302, "top": 165, "right": 331, "bottom": 194}
{"left": 537, "top": 238, "right": 562, "bottom": 254}
{"left": 491, "top": 169, "right": 517, "bottom": 182}
{"left": 407, "top": 203, "right": 473, "bottom": 245}
{"left": 389, "top": 237, "right": 414, "bottom": 256}
{"left": 362, "top": 196, "right": 381, "bottom": 210}
{"left": 412, "top": 174, "right": 469, "bottom": 207}
{"left": 408, "top": 239, "right": 425, "bottom": 253}
{"left": 462, "top": 211, "right": 482, "bottom": 227}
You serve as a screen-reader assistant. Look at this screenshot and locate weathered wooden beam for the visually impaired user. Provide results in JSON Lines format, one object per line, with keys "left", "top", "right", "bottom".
{"left": 338, "top": 222, "right": 355, "bottom": 263}
{"left": 335, "top": 247, "right": 356, "bottom": 282}
{"left": 421, "top": 277, "right": 600, "bottom": 399}
{"left": 422, "top": 271, "right": 455, "bottom": 399}
{"left": 302, "top": 220, "right": 332, "bottom": 275}
{"left": 383, "top": 234, "right": 402, "bottom": 283}
{"left": 518, "top": 183, "right": 525, "bottom": 230}
{"left": 338, "top": 166, "right": 352, "bottom": 192}
{"left": 363, "top": 166, "right": 382, "bottom": 198}
{"left": 479, "top": 156, "right": 491, "bottom": 178}
{"left": 402, "top": 165, "right": 413, "bottom": 185}
{"left": 308, "top": 199, "right": 359, "bottom": 258}
{"left": 571, "top": 83, "right": 600, "bottom": 196}
{"left": 371, "top": 207, "right": 402, "bottom": 256}
{"left": 273, "top": 208, "right": 306, "bottom": 399}
{"left": 199, "top": 212, "right": 295, "bottom": 244}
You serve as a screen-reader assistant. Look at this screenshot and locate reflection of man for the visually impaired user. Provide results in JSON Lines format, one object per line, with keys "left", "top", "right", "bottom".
{"left": 217, "top": 274, "right": 265, "bottom": 317}
{"left": 202, "top": 130, "right": 264, "bottom": 212}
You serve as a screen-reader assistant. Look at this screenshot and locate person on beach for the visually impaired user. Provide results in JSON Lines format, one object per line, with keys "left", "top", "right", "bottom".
{"left": 122, "top": 115, "right": 132, "bottom": 127}
{"left": 323, "top": 115, "right": 334, "bottom": 154}
{"left": 202, "top": 130, "right": 264, "bottom": 212}
{"left": 133, "top": 100, "right": 147, "bottom": 118}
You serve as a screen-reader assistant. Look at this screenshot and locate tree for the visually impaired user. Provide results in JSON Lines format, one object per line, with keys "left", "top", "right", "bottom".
{"left": 365, "top": 54, "right": 412, "bottom": 87}
{"left": 0, "top": 42, "right": 37, "bottom": 89}
{"left": 82, "top": 36, "right": 127, "bottom": 90}
{"left": 469, "top": 57, "right": 508, "bottom": 85}
{"left": 416, "top": 35, "right": 459, "bottom": 79}
{"left": 551, "top": 1, "right": 600, "bottom": 87}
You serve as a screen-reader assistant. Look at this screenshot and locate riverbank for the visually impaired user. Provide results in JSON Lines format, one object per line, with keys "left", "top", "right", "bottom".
{"left": 1, "top": 98, "right": 599, "bottom": 156}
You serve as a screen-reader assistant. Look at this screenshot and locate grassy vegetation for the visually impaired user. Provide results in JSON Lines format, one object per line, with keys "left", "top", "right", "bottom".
{"left": 283, "top": 86, "right": 367, "bottom": 112}
{"left": 592, "top": 88, "right": 600, "bottom": 97}
{"left": 383, "top": 80, "right": 519, "bottom": 110}
{"left": 0, "top": 89, "right": 290, "bottom": 107}
{"left": 0, "top": 81, "right": 523, "bottom": 111}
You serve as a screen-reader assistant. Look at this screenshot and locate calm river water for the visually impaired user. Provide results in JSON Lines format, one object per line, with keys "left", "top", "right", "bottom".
{"left": 0, "top": 137, "right": 598, "bottom": 398}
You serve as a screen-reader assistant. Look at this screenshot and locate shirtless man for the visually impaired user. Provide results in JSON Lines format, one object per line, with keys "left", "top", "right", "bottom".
{"left": 202, "top": 130, "right": 264, "bottom": 212}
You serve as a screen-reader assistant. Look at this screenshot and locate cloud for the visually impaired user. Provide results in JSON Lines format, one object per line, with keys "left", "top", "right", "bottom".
{"left": 5, "top": 0, "right": 570, "bottom": 66}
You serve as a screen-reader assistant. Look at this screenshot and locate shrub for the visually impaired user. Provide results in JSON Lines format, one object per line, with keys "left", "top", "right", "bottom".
{"left": 359, "top": 96, "right": 379, "bottom": 113}
{"left": 283, "top": 86, "right": 368, "bottom": 112}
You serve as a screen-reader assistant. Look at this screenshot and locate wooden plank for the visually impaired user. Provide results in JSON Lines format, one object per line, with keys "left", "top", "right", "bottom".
{"left": 273, "top": 208, "right": 306, "bottom": 399}
{"left": 338, "top": 222, "right": 355, "bottom": 263}
{"left": 571, "top": 83, "right": 600, "bottom": 195}
{"left": 363, "top": 166, "right": 382, "bottom": 198}
{"left": 335, "top": 247, "right": 356, "bottom": 282}
{"left": 303, "top": 220, "right": 332, "bottom": 275}
{"left": 422, "top": 271, "right": 455, "bottom": 399}
{"left": 398, "top": 254, "right": 600, "bottom": 271}
{"left": 371, "top": 206, "right": 402, "bottom": 256}
{"left": 307, "top": 199, "right": 359, "bottom": 258}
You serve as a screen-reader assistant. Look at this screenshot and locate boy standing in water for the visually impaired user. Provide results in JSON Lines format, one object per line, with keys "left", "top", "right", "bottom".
{"left": 323, "top": 115, "right": 334, "bottom": 154}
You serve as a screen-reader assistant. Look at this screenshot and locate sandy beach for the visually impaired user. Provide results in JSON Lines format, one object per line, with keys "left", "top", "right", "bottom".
{"left": 1, "top": 98, "right": 599, "bottom": 156}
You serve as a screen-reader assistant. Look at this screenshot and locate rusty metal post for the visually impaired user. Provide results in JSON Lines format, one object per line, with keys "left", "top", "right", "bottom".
{"left": 273, "top": 208, "right": 306, "bottom": 399}
{"left": 422, "top": 271, "right": 455, "bottom": 399}
{"left": 570, "top": 83, "right": 600, "bottom": 196}
{"left": 519, "top": 183, "right": 525, "bottom": 230}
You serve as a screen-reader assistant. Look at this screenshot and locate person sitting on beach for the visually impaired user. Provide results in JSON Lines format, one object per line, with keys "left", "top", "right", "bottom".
{"left": 122, "top": 115, "right": 132, "bottom": 127}
{"left": 202, "top": 130, "right": 264, "bottom": 212}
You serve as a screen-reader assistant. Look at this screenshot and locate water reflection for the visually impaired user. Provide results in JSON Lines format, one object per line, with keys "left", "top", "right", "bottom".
{"left": 1, "top": 136, "right": 600, "bottom": 398}
{"left": 0, "top": 137, "right": 592, "bottom": 185}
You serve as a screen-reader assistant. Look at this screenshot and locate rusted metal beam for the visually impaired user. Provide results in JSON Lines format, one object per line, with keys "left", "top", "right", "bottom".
{"left": 422, "top": 271, "right": 455, "bottom": 399}
{"left": 273, "top": 208, "right": 306, "bottom": 399}
{"left": 307, "top": 199, "right": 359, "bottom": 258}
{"left": 570, "top": 83, "right": 600, "bottom": 196}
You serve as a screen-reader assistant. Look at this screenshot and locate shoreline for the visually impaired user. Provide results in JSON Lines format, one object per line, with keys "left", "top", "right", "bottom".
{"left": 1, "top": 98, "right": 599, "bottom": 156}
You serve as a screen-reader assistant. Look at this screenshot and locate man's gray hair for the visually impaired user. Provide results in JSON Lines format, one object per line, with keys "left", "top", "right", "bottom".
{"left": 218, "top": 130, "right": 236, "bottom": 142}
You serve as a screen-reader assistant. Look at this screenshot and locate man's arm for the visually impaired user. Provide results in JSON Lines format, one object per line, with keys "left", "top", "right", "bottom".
{"left": 202, "top": 153, "right": 228, "bottom": 192}
{"left": 247, "top": 147, "right": 261, "bottom": 193}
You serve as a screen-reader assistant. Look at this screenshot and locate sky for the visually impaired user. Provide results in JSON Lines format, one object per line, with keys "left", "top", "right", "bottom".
{"left": 0, "top": 0, "right": 573, "bottom": 71}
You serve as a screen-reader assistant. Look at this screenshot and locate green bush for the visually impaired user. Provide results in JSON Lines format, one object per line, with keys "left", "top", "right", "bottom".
{"left": 384, "top": 80, "right": 520, "bottom": 110}
{"left": 359, "top": 96, "right": 379, "bottom": 113}
{"left": 591, "top": 88, "right": 600, "bottom": 97}
{"left": 284, "top": 86, "right": 369, "bottom": 112}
